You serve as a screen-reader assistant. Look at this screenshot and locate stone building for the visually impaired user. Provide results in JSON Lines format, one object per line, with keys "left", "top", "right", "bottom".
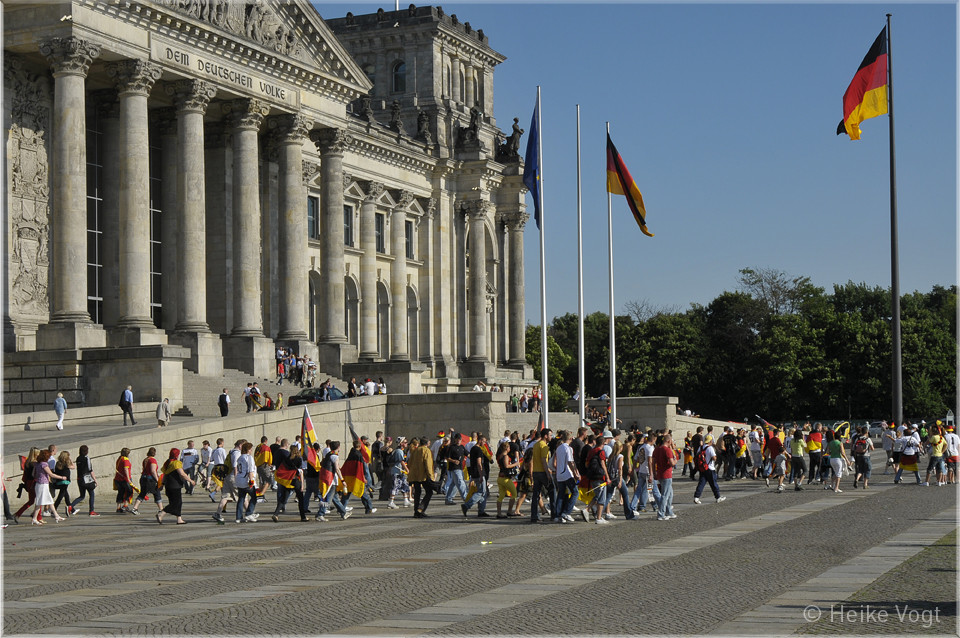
{"left": 3, "top": 1, "right": 533, "bottom": 412}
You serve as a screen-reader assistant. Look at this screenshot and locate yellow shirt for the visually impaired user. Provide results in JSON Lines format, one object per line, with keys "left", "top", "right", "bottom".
{"left": 531, "top": 440, "right": 550, "bottom": 473}
{"left": 930, "top": 435, "right": 947, "bottom": 456}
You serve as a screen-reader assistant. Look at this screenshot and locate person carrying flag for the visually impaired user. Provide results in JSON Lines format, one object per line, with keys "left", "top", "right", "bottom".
{"left": 316, "top": 441, "right": 350, "bottom": 521}
{"left": 271, "top": 444, "right": 307, "bottom": 522}
{"left": 343, "top": 425, "right": 377, "bottom": 515}
{"left": 254, "top": 436, "right": 273, "bottom": 503}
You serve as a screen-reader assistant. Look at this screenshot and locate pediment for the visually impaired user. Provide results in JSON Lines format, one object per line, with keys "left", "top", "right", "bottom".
{"left": 147, "top": 0, "right": 371, "bottom": 95}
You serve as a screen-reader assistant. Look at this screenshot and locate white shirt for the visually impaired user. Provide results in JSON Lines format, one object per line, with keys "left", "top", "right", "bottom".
{"left": 555, "top": 442, "right": 574, "bottom": 481}
{"left": 180, "top": 447, "right": 199, "bottom": 470}
{"left": 702, "top": 444, "right": 717, "bottom": 471}
{"left": 945, "top": 433, "right": 960, "bottom": 458}
{"left": 211, "top": 446, "right": 227, "bottom": 465}
{"left": 637, "top": 443, "right": 655, "bottom": 475}
{"left": 748, "top": 430, "right": 762, "bottom": 452}
{"left": 364, "top": 381, "right": 377, "bottom": 395}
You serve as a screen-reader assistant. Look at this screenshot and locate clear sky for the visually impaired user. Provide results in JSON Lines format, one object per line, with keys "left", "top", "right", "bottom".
{"left": 315, "top": 2, "right": 957, "bottom": 324}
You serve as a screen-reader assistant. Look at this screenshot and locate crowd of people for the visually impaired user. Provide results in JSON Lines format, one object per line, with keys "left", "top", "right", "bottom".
{"left": 5, "top": 417, "right": 954, "bottom": 529}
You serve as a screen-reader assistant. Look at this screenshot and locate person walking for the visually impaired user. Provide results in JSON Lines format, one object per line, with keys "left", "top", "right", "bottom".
{"left": 271, "top": 445, "right": 307, "bottom": 522}
{"left": 852, "top": 425, "right": 875, "bottom": 489}
{"left": 407, "top": 437, "right": 435, "bottom": 518}
{"left": 790, "top": 428, "right": 808, "bottom": 490}
{"left": 13, "top": 448, "right": 40, "bottom": 520}
{"left": 53, "top": 393, "right": 67, "bottom": 431}
{"left": 130, "top": 448, "right": 162, "bottom": 516}
{"left": 156, "top": 448, "right": 194, "bottom": 525}
{"left": 156, "top": 398, "right": 172, "bottom": 428}
{"left": 69, "top": 445, "right": 100, "bottom": 516}
{"left": 119, "top": 385, "right": 136, "bottom": 426}
{"left": 826, "top": 429, "right": 852, "bottom": 492}
{"left": 30, "top": 450, "right": 65, "bottom": 524}
{"left": 496, "top": 440, "right": 521, "bottom": 519}
{"left": 235, "top": 442, "right": 259, "bottom": 523}
{"left": 217, "top": 388, "right": 230, "bottom": 417}
{"left": 51, "top": 451, "right": 75, "bottom": 516}
{"left": 693, "top": 440, "right": 727, "bottom": 505}
{"left": 114, "top": 448, "right": 135, "bottom": 513}
{"left": 653, "top": 434, "right": 678, "bottom": 520}
{"left": 461, "top": 435, "right": 491, "bottom": 519}
{"left": 180, "top": 442, "right": 199, "bottom": 495}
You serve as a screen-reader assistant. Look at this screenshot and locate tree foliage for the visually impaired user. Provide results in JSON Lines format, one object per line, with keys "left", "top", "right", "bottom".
{"left": 530, "top": 270, "right": 956, "bottom": 422}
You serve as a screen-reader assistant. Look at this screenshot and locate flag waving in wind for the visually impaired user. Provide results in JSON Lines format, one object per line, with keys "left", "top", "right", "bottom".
{"left": 606, "top": 134, "right": 653, "bottom": 237}
{"left": 301, "top": 406, "right": 317, "bottom": 449}
{"left": 837, "top": 27, "right": 888, "bottom": 140}
{"left": 522, "top": 94, "right": 542, "bottom": 229}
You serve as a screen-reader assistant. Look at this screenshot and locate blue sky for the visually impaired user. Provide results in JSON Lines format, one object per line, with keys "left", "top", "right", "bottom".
{"left": 315, "top": 2, "right": 957, "bottom": 324}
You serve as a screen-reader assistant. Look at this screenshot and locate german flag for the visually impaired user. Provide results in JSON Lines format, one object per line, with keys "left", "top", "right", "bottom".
{"left": 606, "top": 134, "right": 653, "bottom": 237}
{"left": 301, "top": 407, "right": 317, "bottom": 449}
{"left": 275, "top": 465, "right": 298, "bottom": 489}
{"left": 360, "top": 442, "right": 371, "bottom": 465}
{"left": 318, "top": 460, "right": 336, "bottom": 499}
{"left": 305, "top": 445, "right": 322, "bottom": 472}
{"left": 341, "top": 459, "right": 366, "bottom": 497}
{"left": 837, "top": 27, "right": 888, "bottom": 140}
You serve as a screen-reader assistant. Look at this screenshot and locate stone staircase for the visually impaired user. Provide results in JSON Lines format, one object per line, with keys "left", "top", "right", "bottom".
{"left": 180, "top": 366, "right": 349, "bottom": 418}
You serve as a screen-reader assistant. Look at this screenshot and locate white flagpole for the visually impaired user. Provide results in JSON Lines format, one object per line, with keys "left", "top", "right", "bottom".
{"left": 536, "top": 87, "right": 549, "bottom": 427}
{"left": 576, "top": 105, "right": 585, "bottom": 426}
{"left": 605, "top": 122, "right": 617, "bottom": 431}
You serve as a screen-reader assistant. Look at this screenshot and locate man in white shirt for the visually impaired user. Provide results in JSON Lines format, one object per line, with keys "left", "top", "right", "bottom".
{"left": 944, "top": 426, "right": 960, "bottom": 484}
{"left": 180, "top": 441, "right": 199, "bottom": 495}
{"left": 554, "top": 431, "right": 580, "bottom": 522}
{"left": 693, "top": 441, "right": 727, "bottom": 504}
{"left": 208, "top": 438, "right": 227, "bottom": 494}
{"left": 364, "top": 378, "right": 377, "bottom": 396}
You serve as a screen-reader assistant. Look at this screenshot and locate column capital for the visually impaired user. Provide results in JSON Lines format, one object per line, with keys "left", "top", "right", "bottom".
{"left": 310, "top": 127, "right": 350, "bottom": 155}
{"left": 166, "top": 79, "right": 217, "bottom": 114}
{"left": 268, "top": 112, "right": 314, "bottom": 143}
{"left": 503, "top": 211, "right": 529, "bottom": 231}
{"left": 362, "top": 181, "right": 385, "bottom": 202}
{"left": 223, "top": 98, "right": 270, "bottom": 131}
{"left": 107, "top": 59, "right": 162, "bottom": 97}
{"left": 150, "top": 106, "right": 179, "bottom": 136}
{"left": 39, "top": 36, "right": 101, "bottom": 77}
{"left": 394, "top": 189, "right": 415, "bottom": 212}
{"left": 462, "top": 199, "right": 492, "bottom": 221}
{"left": 90, "top": 89, "right": 119, "bottom": 119}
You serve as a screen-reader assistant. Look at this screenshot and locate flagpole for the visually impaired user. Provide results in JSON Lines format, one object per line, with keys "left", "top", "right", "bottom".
{"left": 605, "top": 122, "right": 617, "bottom": 430}
{"left": 535, "top": 86, "right": 549, "bottom": 427}
{"left": 576, "top": 105, "right": 585, "bottom": 426}
{"left": 886, "top": 14, "right": 903, "bottom": 427}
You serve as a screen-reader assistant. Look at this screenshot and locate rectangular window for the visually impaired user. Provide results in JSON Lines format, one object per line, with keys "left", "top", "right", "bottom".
{"left": 405, "top": 220, "right": 415, "bottom": 259}
{"left": 343, "top": 204, "right": 354, "bottom": 246}
{"left": 307, "top": 195, "right": 319, "bottom": 240}
{"left": 375, "top": 213, "right": 385, "bottom": 254}
{"left": 85, "top": 111, "right": 103, "bottom": 324}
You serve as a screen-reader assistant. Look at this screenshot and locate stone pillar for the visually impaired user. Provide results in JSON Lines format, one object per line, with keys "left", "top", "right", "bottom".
{"left": 225, "top": 99, "right": 269, "bottom": 337}
{"left": 359, "top": 182, "right": 383, "bottom": 360}
{"left": 311, "top": 128, "right": 349, "bottom": 344}
{"left": 165, "top": 81, "right": 222, "bottom": 374}
{"left": 220, "top": 99, "right": 274, "bottom": 377}
{"left": 465, "top": 64, "right": 476, "bottom": 108}
{"left": 390, "top": 197, "right": 410, "bottom": 361}
{"left": 107, "top": 58, "right": 165, "bottom": 345}
{"left": 151, "top": 107, "right": 178, "bottom": 333}
{"left": 418, "top": 199, "right": 435, "bottom": 364}
{"left": 270, "top": 113, "right": 312, "bottom": 341}
{"left": 92, "top": 90, "right": 122, "bottom": 329}
{"left": 506, "top": 212, "right": 528, "bottom": 365}
{"left": 36, "top": 37, "right": 106, "bottom": 350}
{"left": 451, "top": 56, "right": 461, "bottom": 104}
{"left": 466, "top": 201, "right": 488, "bottom": 362}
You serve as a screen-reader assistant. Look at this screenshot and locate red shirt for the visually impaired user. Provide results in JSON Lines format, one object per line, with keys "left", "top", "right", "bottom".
{"left": 766, "top": 436, "right": 784, "bottom": 458}
{"left": 652, "top": 445, "right": 675, "bottom": 480}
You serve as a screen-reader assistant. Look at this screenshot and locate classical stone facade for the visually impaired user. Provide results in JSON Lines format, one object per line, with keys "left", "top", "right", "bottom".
{"left": 3, "top": 1, "right": 533, "bottom": 407}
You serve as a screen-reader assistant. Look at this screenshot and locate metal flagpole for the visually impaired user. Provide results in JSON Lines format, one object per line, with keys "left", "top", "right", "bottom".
{"left": 886, "top": 14, "right": 903, "bottom": 427}
{"left": 605, "top": 122, "right": 616, "bottom": 430}
{"left": 576, "top": 105, "right": 586, "bottom": 426}
{"left": 536, "top": 86, "right": 549, "bottom": 427}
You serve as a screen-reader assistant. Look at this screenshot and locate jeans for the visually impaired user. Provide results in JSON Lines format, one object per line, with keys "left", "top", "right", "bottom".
{"left": 184, "top": 464, "right": 198, "bottom": 494}
{"left": 613, "top": 478, "right": 635, "bottom": 519}
{"left": 342, "top": 489, "right": 375, "bottom": 513}
{"left": 236, "top": 487, "right": 256, "bottom": 521}
{"left": 319, "top": 488, "right": 347, "bottom": 517}
{"left": 694, "top": 469, "right": 721, "bottom": 499}
{"left": 556, "top": 477, "right": 577, "bottom": 517}
{"left": 631, "top": 473, "right": 661, "bottom": 511}
{"left": 530, "top": 471, "right": 556, "bottom": 521}
{"left": 657, "top": 478, "right": 674, "bottom": 518}
{"left": 303, "top": 477, "right": 322, "bottom": 508}
{"left": 445, "top": 469, "right": 467, "bottom": 502}
{"left": 463, "top": 478, "right": 487, "bottom": 514}
{"left": 273, "top": 483, "right": 306, "bottom": 519}
{"left": 70, "top": 483, "right": 96, "bottom": 513}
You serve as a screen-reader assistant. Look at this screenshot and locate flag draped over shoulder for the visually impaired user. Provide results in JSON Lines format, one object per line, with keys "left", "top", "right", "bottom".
{"left": 606, "top": 134, "right": 653, "bottom": 237}
{"left": 522, "top": 94, "right": 542, "bottom": 229}
{"left": 837, "top": 27, "right": 888, "bottom": 140}
{"left": 341, "top": 459, "right": 366, "bottom": 497}
{"left": 301, "top": 407, "right": 317, "bottom": 449}
{"left": 318, "top": 456, "right": 336, "bottom": 499}
{"left": 275, "top": 465, "right": 298, "bottom": 489}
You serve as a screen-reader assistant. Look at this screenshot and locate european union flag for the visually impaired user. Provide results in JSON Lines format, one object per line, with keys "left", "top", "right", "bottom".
{"left": 522, "top": 94, "right": 541, "bottom": 230}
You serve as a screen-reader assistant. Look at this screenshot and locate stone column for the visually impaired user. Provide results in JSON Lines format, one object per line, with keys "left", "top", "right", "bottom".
{"left": 465, "top": 64, "right": 476, "bottom": 108}
{"left": 167, "top": 80, "right": 215, "bottom": 332}
{"left": 36, "top": 37, "right": 106, "bottom": 350}
{"left": 451, "top": 56, "right": 461, "bottom": 104}
{"left": 506, "top": 212, "right": 528, "bottom": 365}
{"left": 270, "top": 113, "right": 312, "bottom": 341}
{"left": 418, "top": 199, "right": 435, "bottom": 364}
{"left": 311, "top": 128, "right": 349, "bottom": 344}
{"left": 92, "top": 90, "right": 122, "bottom": 329}
{"left": 359, "top": 182, "right": 383, "bottom": 360}
{"left": 151, "top": 107, "right": 178, "bottom": 332}
{"left": 225, "top": 99, "right": 269, "bottom": 337}
{"left": 107, "top": 58, "right": 164, "bottom": 344}
{"left": 466, "top": 201, "right": 488, "bottom": 362}
{"left": 390, "top": 196, "right": 410, "bottom": 361}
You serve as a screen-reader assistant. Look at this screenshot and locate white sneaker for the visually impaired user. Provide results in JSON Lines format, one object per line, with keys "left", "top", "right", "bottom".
{"left": 345, "top": 506, "right": 354, "bottom": 512}
{"left": 570, "top": 506, "right": 580, "bottom": 513}
{"left": 922, "top": 482, "right": 930, "bottom": 486}
{"left": 403, "top": 499, "right": 412, "bottom": 508}
{"left": 562, "top": 514, "right": 575, "bottom": 523}
{"left": 694, "top": 498, "right": 702, "bottom": 505}
{"left": 366, "top": 508, "right": 378, "bottom": 514}
{"left": 631, "top": 510, "right": 641, "bottom": 518}
{"left": 716, "top": 496, "right": 726, "bottom": 503}
{"left": 387, "top": 501, "right": 399, "bottom": 509}
{"left": 580, "top": 509, "right": 590, "bottom": 522}
{"left": 341, "top": 511, "right": 351, "bottom": 520}
{"left": 595, "top": 517, "right": 609, "bottom": 524}
{"left": 667, "top": 514, "right": 677, "bottom": 519}
{"left": 604, "top": 512, "right": 617, "bottom": 520}
{"left": 244, "top": 515, "right": 257, "bottom": 522}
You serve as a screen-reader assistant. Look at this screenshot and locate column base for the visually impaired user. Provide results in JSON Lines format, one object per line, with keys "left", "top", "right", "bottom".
{"left": 316, "top": 342, "right": 359, "bottom": 378}
{"left": 36, "top": 321, "right": 107, "bottom": 351}
{"left": 169, "top": 331, "right": 223, "bottom": 376}
{"left": 107, "top": 326, "right": 169, "bottom": 347}
{"left": 223, "top": 335, "right": 276, "bottom": 378}
{"left": 460, "top": 360, "right": 497, "bottom": 379}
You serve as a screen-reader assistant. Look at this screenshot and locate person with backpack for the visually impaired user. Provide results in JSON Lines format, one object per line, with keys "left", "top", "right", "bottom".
{"left": 693, "top": 439, "right": 727, "bottom": 505}
{"left": 629, "top": 433, "right": 660, "bottom": 514}
{"left": 849, "top": 425, "right": 872, "bottom": 488}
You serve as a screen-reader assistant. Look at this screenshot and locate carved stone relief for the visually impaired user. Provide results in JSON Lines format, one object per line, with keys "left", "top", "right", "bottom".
{"left": 5, "top": 56, "right": 51, "bottom": 318}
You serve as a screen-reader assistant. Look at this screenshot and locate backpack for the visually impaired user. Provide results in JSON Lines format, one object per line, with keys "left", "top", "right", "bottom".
{"left": 696, "top": 447, "right": 710, "bottom": 472}
{"left": 588, "top": 450, "right": 606, "bottom": 480}
{"left": 852, "top": 436, "right": 869, "bottom": 456}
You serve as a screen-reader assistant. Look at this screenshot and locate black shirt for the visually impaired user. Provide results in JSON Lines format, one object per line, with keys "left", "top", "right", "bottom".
{"left": 447, "top": 445, "right": 465, "bottom": 471}
{"left": 469, "top": 445, "right": 486, "bottom": 479}
{"left": 571, "top": 438, "right": 585, "bottom": 472}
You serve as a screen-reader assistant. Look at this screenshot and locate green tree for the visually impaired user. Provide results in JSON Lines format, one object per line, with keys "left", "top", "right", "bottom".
{"left": 525, "top": 324, "right": 573, "bottom": 409}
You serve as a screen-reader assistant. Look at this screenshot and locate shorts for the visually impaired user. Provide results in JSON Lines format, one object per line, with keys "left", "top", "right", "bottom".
{"left": 926, "top": 455, "right": 945, "bottom": 474}
{"left": 791, "top": 457, "right": 807, "bottom": 477}
{"left": 854, "top": 455, "right": 872, "bottom": 479}
{"left": 892, "top": 450, "right": 902, "bottom": 463}
{"left": 947, "top": 457, "right": 958, "bottom": 472}
{"left": 771, "top": 454, "right": 786, "bottom": 477}
{"left": 829, "top": 457, "right": 845, "bottom": 478}
{"left": 750, "top": 449, "right": 763, "bottom": 467}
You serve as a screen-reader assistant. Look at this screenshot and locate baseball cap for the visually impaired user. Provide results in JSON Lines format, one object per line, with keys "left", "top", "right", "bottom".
{"left": 437, "top": 431, "right": 445, "bottom": 438}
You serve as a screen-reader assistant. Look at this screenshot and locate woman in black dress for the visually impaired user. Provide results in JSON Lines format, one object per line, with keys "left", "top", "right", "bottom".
{"left": 156, "top": 448, "right": 194, "bottom": 525}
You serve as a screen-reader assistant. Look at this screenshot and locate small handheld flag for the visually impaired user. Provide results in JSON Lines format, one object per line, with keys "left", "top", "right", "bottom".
{"left": 837, "top": 27, "right": 888, "bottom": 140}
{"left": 606, "top": 134, "right": 653, "bottom": 237}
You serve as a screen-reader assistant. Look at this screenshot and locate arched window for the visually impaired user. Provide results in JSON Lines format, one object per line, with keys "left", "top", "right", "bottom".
{"left": 391, "top": 60, "right": 406, "bottom": 93}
